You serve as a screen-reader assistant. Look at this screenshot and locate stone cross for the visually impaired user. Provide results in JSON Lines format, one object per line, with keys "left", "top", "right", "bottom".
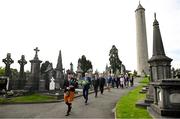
{"left": 34, "top": 47, "right": 40, "bottom": 59}
{"left": 2, "top": 53, "right": 14, "bottom": 77}
{"left": 18, "top": 55, "right": 27, "bottom": 80}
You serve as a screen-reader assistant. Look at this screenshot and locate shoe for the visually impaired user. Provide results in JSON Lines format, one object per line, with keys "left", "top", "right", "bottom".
{"left": 65, "top": 113, "right": 69, "bottom": 116}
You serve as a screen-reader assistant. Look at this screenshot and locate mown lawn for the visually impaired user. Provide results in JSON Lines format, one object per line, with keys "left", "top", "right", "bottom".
{"left": 116, "top": 77, "right": 152, "bottom": 118}
{"left": 139, "top": 76, "right": 150, "bottom": 84}
{"left": 0, "top": 93, "right": 57, "bottom": 103}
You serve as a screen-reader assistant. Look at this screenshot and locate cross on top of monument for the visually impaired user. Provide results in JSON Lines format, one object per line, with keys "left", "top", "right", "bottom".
{"left": 34, "top": 47, "right": 40, "bottom": 60}
{"left": 34, "top": 47, "right": 40, "bottom": 54}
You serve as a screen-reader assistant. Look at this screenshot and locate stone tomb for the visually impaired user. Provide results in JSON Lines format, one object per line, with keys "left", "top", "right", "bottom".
{"left": 151, "top": 79, "right": 180, "bottom": 117}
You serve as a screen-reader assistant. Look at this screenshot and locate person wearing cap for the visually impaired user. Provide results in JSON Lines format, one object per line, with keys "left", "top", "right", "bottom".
{"left": 63, "top": 70, "right": 78, "bottom": 116}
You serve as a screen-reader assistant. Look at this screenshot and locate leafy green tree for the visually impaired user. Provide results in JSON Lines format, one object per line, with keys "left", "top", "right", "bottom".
{"left": 78, "top": 55, "right": 92, "bottom": 76}
{"left": 0, "top": 67, "right": 5, "bottom": 76}
{"left": 109, "top": 45, "right": 122, "bottom": 74}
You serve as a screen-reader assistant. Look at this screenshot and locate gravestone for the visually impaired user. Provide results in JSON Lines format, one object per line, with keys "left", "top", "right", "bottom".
{"left": 39, "top": 74, "right": 46, "bottom": 91}
{"left": 44, "top": 63, "right": 54, "bottom": 90}
{"left": 24, "top": 47, "right": 42, "bottom": 91}
{"left": 49, "top": 78, "right": 55, "bottom": 90}
{"left": 2, "top": 53, "right": 14, "bottom": 90}
{"left": 0, "top": 76, "right": 9, "bottom": 91}
{"left": 18, "top": 55, "right": 27, "bottom": 89}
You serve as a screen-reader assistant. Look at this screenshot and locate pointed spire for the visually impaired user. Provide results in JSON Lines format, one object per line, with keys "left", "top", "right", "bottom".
{"left": 149, "top": 13, "right": 172, "bottom": 62}
{"left": 153, "top": 12, "right": 159, "bottom": 26}
{"left": 152, "top": 13, "right": 165, "bottom": 56}
{"left": 56, "top": 50, "right": 63, "bottom": 70}
{"left": 135, "top": 1, "right": 145, "bottom": 12}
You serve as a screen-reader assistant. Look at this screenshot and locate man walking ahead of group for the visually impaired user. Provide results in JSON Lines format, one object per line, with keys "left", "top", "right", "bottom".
{"left": 82, "top": 73, "right": 91, "bottom": 105}
{"left": 63, "top": 70, "right": 78, "bottom": 116}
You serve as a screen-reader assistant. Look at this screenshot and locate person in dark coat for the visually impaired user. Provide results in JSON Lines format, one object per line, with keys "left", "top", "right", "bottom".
{"left": 111, "top": 74, "right": 115, "bottom": 88}
{"left": 115, "top": 76, "right": 120, "bottom": 88}
{"left": 99, "top": 73, "right": 105, "bottom": 94}
{"left": 130, "top": 76, "right": 134, "bottom": 87}
{"left": 92, "top": 73, "right": 99, "bottom": 97}
{"left": 82, "top": 73, "right": 91, "bottom": 105}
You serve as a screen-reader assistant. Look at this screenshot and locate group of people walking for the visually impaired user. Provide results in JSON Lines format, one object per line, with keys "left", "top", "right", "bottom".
{"left": 63, "top": 70, "right": 134, "bottom": 116}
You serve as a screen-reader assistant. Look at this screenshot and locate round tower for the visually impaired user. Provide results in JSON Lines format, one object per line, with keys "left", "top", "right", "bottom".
{"left": 135, "top": 2, "right": 149, "bottom": 75}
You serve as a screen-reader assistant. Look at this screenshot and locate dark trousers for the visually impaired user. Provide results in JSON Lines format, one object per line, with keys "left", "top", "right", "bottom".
{"left": 83, "top": 88, "right": 89, "bottom": 103}
{"left": 65, "top": 102, "right": 72, "bottom": 114}
{"left": 100, "top": 86, "right": 104, "bottom": 94}
{"left": 116, "top": 81, "right": 119, "bottom": 88}
{"left": 94, "top": 86, "right": 98, "bottom": 97}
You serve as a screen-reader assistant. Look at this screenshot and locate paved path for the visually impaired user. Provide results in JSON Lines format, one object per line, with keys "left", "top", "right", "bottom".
{"left": 0, "top": 80, "right": 140, "bottom": 118}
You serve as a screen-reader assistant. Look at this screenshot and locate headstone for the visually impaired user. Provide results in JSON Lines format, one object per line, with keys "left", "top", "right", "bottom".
{"left": 39, "top": 74, "right": 46, "bottom": 91}
{"left": 18, "top": 55, "right": 27, "bottom": 89}
{"left": 2, "top": 53, "right": 14, "bottom": 90}
{"left": 0, "top": 76, "right": 9, "bottom": 91}
{"left": 49, "top": 78, "right": 55, "bottom": 90}
{"left": 24, "top": 47, "right": 42, "bottom": 91}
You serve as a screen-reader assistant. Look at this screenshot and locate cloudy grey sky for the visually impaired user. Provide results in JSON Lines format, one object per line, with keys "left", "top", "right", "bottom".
{"left": 0, "top": 0, "right": 180, "bottom": 72}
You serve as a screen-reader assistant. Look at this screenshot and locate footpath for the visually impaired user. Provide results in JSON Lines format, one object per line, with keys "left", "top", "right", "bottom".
{"left": 0, "top": 79, "right": 140, "bottom": 118}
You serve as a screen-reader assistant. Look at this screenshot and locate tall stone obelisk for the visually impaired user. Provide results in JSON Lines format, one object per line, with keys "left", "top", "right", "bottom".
{"left": 135, "top": 2, "right": 149, "bottom": 75}
{"left": 55, "top": 50, "right": 64, "bottom": 90}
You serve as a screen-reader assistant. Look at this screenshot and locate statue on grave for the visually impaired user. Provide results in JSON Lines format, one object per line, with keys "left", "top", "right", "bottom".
{"left": 2, "top": 53, "right": 14, "bottom": 78}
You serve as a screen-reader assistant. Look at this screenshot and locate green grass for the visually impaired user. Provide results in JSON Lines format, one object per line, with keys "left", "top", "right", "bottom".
{"left": 116, "top": 85, "right": 152, "bottom": 118}
{"left": 139, "top": 77, "right": 150, "bottom": 84}
{"left": 0, "top": 93, "right": 57, "bottom": 103}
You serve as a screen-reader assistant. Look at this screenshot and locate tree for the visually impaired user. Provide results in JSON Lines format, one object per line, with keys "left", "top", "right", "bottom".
{"left": 109, "top": 45, "right": 122, "bottom": 74}
{"left": 0, "top": 67, "right": 5, "bottom": 76}
{"left": 78, "top": 55, "right": 92, "bottom": 76}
